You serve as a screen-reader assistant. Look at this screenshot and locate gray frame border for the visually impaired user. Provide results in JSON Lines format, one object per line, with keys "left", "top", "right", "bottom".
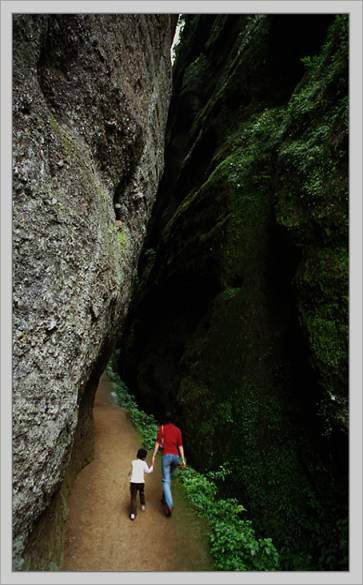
{"left": 1, "top": 2, "right": 362, "bottom": 584}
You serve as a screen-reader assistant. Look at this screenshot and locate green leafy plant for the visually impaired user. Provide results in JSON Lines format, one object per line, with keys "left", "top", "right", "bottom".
{"left": 177, "top": 465, "right": 279, "bottom": 571}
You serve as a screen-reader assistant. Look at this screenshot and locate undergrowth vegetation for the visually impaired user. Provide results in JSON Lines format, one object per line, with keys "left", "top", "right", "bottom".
{"left": 106, "top": 360, "right": 280, "bottom": 571}
{"left": 106, "top": 362, "right": 158, "bottom": 450}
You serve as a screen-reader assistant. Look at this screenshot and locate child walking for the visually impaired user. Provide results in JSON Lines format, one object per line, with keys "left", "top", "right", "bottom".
{"left": 129, "top": 448, "right": 153, "bottom": 520}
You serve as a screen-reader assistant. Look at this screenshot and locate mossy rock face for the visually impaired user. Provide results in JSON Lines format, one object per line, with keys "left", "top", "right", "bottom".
{"left": 274, "top": 15, "right": 349, "bottom": 437}
{"left": 118, "top": 15, "right": 348, "bottom": 569}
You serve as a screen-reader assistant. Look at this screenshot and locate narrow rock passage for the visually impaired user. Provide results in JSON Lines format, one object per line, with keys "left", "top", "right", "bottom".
{"left": 62, "top": 372, "right": 213, "bottom": 571}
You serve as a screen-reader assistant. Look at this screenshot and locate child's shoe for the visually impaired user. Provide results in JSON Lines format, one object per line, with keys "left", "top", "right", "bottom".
{"left": 130, "top": 513, "right": 135, "bottom": 520}
{"left": 141, "top": 505, "right": 145, "bottom": 511}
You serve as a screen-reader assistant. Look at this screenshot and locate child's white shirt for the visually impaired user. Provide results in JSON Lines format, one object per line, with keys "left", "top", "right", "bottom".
{"left": 130, "top": 459, "right": 153, "bottom": 483}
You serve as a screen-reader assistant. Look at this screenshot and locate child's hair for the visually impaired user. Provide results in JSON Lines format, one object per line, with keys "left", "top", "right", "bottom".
{"left": 137, "top": 448, "right": 147, "bottom": 460}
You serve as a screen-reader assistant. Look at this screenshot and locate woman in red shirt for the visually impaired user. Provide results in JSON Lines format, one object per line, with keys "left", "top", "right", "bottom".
{"left": 151, "top": 411, "right": 186, "bottom": 516}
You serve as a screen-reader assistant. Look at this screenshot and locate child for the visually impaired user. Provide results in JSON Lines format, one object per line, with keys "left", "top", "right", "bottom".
{"left": 129, "top": 448, "right": 153, "bottom": 520}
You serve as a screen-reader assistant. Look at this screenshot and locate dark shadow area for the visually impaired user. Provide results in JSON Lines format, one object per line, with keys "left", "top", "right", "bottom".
{"left": 267, "top": 14, "right": 335, "bottom": 100}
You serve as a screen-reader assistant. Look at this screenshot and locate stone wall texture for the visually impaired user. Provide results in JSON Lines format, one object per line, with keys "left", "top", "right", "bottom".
{"left": 12, "top": 14, "right": 176, "bottom": 569}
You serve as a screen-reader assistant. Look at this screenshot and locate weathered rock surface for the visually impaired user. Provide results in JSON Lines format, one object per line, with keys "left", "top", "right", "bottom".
{"left": 118, "top": 15, "right": 348, "bottom": 569}
{"left": 12, "top": 14, "right": 176, "bottom": 569}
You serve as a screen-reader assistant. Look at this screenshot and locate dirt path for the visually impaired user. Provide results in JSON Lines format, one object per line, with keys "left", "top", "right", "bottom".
{"left": 62, "top": 372, "right": 213, "bottom": 571}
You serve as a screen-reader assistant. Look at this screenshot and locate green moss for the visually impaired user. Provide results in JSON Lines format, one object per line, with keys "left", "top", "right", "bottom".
{"left": 181, "top": 54, "right": 209, "bottom": 94}
{"left": 275, "top": 15, "right": 349, "bottom": 433}
{"left": 305, "top": 315, "right": 345, "bottom": 369}
{"left": 193, "top": 107, "right": 283, "bottom": 287}
{"left": 177, "top": 281, "right": 320, "bottom": 566}
{"left": 48, "top": 114, "right": 123, "bottom": 279}
{"left": 117, "top": 230, "right": 127, "bottom": 248}
{"left": 171, "top": 16, "right": 348, "bottom": 555}
{"left": 222, "top": 287, "right": 240, "bottom": 301}
{"left": 159, "top": 79, "right": 330, "bottom": 555}
{"left": 49, "top": 113, "right": 58, "bottom": 133}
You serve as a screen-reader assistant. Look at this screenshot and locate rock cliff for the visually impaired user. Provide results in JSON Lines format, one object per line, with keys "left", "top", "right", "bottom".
{"left": 118, "top": 15, "right": 348, "bottom": 569}
{"left": 12, "top": 14, "right": 176, "bottom": 569}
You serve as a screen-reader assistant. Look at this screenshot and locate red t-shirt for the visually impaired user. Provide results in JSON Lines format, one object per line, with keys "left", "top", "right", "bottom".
{"left": 157, "top": 423, "right": 183, "bottom": 456}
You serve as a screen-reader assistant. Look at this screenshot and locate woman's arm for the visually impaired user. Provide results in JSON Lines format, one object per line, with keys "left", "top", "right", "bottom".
{"left": 151, "top": 441, "right": 160, "bottom": 466}
{"left": 178, "top": 445, "right": 186, "bottom": 467}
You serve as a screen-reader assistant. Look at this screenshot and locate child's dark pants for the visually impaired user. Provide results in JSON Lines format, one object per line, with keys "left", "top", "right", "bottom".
{"left": 130, "top": 482, "right": 145, "bottom": 516}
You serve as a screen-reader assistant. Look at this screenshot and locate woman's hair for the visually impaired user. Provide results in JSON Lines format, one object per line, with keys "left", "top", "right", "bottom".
{"left": 137, "top": 448, "right": 147, "bottom": 460}
{"left": 160, "top": 410, "right": 173, "bottom": 424}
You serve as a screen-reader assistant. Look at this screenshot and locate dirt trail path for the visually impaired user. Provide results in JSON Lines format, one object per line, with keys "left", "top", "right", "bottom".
{"left": 62, "top": 372, "right": 213, "bottom": 571}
